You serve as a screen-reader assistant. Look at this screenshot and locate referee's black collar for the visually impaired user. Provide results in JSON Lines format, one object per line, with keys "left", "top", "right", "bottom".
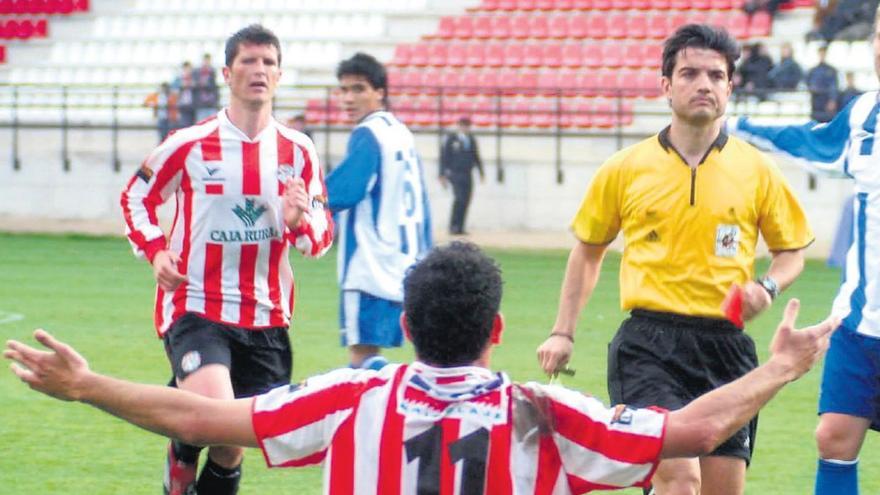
{"left": 658, "top": 125, "right": 729, "bottom": 165}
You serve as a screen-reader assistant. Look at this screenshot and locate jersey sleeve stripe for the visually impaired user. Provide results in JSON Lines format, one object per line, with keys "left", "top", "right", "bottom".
{"left": 377, "top": 366, "right": 407, "bottom": 494}
{"left": 550, "top": 400, "right": 663, "bottom": 463}
{"left": 555, "top": 433, "right": 656, "bottom": 488}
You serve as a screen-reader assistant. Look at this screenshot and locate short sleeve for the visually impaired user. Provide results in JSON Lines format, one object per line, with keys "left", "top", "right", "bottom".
{"left": 757, "top": 157, "right": 815, "bottom": 251}
{"left": 570, "top": 159, "right": 624, "bottom": 244}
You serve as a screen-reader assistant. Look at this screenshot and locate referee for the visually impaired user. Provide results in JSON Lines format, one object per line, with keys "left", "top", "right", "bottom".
{"left": 537, "top": 25, "right": 814, "bottom": 495}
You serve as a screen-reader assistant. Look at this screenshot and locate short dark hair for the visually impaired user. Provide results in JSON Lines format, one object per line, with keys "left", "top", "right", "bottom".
{"left": 403, "top": 242, "right": 503, "bottom": 366}
{"left": 336, "top": 52, "right": 388, "bottom": 104}
{"left": 225, "top": 24, "right": 282, "bottom": 67}
{"left": 662, "top": 24, "right": 740, "bottom": 81}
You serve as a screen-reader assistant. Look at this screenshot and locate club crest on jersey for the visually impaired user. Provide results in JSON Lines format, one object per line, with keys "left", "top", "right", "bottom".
{"left": 233, "top": 199, "right": 267, "bottom": 227}
{"left": 135, "top": 164, "right": 154, "bottom": 183}
{"left": 276, "top": 165, "right": 297, "bottom": 183}
{"left": 715, "top": 224, "right": 740, "bottom": 258}
{"left": 180, "top": 351, "right": 201, "bottom": 374}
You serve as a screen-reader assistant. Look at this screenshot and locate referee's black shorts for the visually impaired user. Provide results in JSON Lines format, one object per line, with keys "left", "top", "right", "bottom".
{"left": 607, "top": 309, "right": 759, "bottom": 464}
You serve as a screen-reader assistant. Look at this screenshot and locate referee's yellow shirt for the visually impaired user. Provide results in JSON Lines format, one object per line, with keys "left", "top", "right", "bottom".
{"left": 572, "top": 127, "right": 814, "bottom": 319}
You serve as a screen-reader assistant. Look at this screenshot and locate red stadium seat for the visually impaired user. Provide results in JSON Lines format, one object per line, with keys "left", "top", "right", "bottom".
{"left": 428, "top": 42, "right": 449, "bottom": 66}
{"left": 410, "top": 43, "right": 430, "bottom": 66}
{"left": 511, "top": 14, "right": 530, "bottom": 39}
{"left": 400, "top": 70, "right": 424, "bottom": 95}
{"left": 611, "top": 0, "right": 632, "bottom": 8}
{"left": 592, "top": 0, "right": 612, "bottom": 9}
{"left": 421, "top": 68, "right": 441, "bottom": 95}
{"left": 516, "top": 0, "right": 538, "bottom": 9}
{"left": 503, "top": 42, "right": 525, "bottom": 67}
{"left": 496, "top": 0, "right": 518, "bottom": 9}
{"left": 710, "top": 0, "right": 731, "bottom": 8}
{"left": 392, "top": 44, "right": 412, "bottom": 65}
{"left": 568, "top": 14, "right": 589, "bottom": 38}
{"left": 472, "top": 96, "right": 498, "bottom": 127}
{"left": 465, "top": 43, "right": 486, "bottom": 66}
{"left": 687, "top": 11, "right": 709, "bottom": 24}
{"left": 622, "top": 42, "right": 645, "bottom": 68}
{"left": 601, "top": 43, "right": 623, "bottom": 68}
{"left": 562, "top": 42, "right": 582, "bottom": 67}
{"left": 618, "top": 68, "right": 641, "bottom": 96}
{"left": 572, "top": 0, "right": 594, "bottom": 9}
{"left": 446, "top": 42, "right": 467, "bottom": 66}
{"left": 648, "top": 0, "right": 670, "bottom": 8}
{"left": 593, "top": 100, "right": 615, "bottom": 127}
{"left": 73, "top": 0, "right": 88, "bottom": 11}
{"left": 485, "top": 42, "right": 505, "bottom": 66}
{"left": 490, "top": 15, "right": 511, "bottom": 38}
{"left": 517, "top": 70, "right": 539, "bottom": 95}
{"left": 647, "top": 13, "right": 670, "bottom": 39}
{"left": 570, "top": 100, "right": 594, "bottom": 128}
{"left": 528, "top": 14, "right": 549, "bottom": 38}
{"left": 0, "top": 0, "right": 11, "bottom": 14}
{"left": 668, "top": 12, "right": 689, "bottom": 31}
{"left": 454, "top": 16, "right": 474, "bottom": 39}
{"left": 530, "top": 98, "right": 556, "bottom": 128}
{"left": 725, "top": 11, "right": 749, "bottom": 38}
{"left": 577, "top": 71, "right": 600, "bottom": 97}
{"left": 670, "top": 0, "right": 691, "bottom": 8}
{"left": 473, "top": 15, "right": 492, "bottom": 38}
{"left": 597, "top": 69, "right": 621, "bottom": 97}
{"left": 692, "top": 0, "right": 712, "bottom": 9}
{"left": 535, "top": 0, "right": 558, "bottom": 9}
{"left": 582, "top": 43, "right": 602, "bottom": 68}
{"left": 554, "top": 0, "right": 575, "bottom": 9}
{"left": 435, "top": 16, "right": 455, "bottom": 38}
{"left": 642, "top": 43, "right": 662, "bottom": 68}
{"left": 606, "top": 12, "right": 628, "bottom": 39}
{"left": 441, "top": 69, "right": 465, "bottom": 95}
{"left": 0, "top": 45, "right": 6, "bottom": 64}
{"left": 477, "top": 69, "right": 499, "bottom": 93}
{"left": 386, "top": 66, "right": 403, "bottom": 90}
{"left": 630, "top": 0, "right": 652, "bottom": 8}
{"left": 749, "top": 10, "right": 772, "bottom": 37}
{"left": 506, "top": 99, "right": 531, "bottom": 127}
{"left": 636, "top": 69, "right": 662, "bottom": 97}
{"left": 542, "top": 42, "right": 563, "bottom": 67}
{"left": 537, "top": 70, "right": 562, "bottom": 95}
{"left": 523, "top": 44, "right": 543, "bottom": 67}
{"left": 548, "top": 14, "right": 569, "bottom": 38}
{"left": 587, "top": 13, "right": 608, "bottom": 38}
{"left": 496, "top": 67, "right": 519, "bottom": 95}
{"left": 556, "top": 68, "right": 579, "bottom": 97}
{"left": 626, "top": 12, "right": 649, "bottom": 39}
{"left": 481, "top": 0, "right": 501, "bottom": 10}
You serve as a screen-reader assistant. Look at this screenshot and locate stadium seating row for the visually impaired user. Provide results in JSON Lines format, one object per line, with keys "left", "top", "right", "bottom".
{"left": 133, "top": 0, "right": 426, "bottom": 13}
{"left": 387, "top": 67, "right": 663, "bottom": 97}
{"left": 306, "top": 95, "right": 636, "bottom": 128}
{"left": 392, "top": 41, "right": 666, "bottom": 69}
{"left": 91, "top": 13, "right": 385, "bottom": 41}
{"left": 0, "top": 0, "right": 87, "bottom": 15}
{"left": 474, "top": 0, "right": 810, "bottom": 11}
{"left": 429, "top": 10, "right": 768, "bottom": 40}
{"left": 0, "top": 18, "right": 47, "bottom": 39}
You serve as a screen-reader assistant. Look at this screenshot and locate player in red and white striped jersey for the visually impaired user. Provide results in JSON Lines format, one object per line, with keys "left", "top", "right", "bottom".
{"left": 119, "top": 25, "right": 332, "bottom": 495}
{"left": 7, "top": 242, "right": 837, "bottom": 494}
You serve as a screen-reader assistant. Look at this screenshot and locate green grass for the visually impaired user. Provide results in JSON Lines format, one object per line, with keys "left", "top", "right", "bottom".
{"left": 0, "top": 233, "right": 877, "bottom": 494}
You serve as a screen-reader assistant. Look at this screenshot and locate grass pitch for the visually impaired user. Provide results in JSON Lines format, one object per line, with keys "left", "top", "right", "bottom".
{"left": 1, "top": 233, "right": 877, "bottom": 494}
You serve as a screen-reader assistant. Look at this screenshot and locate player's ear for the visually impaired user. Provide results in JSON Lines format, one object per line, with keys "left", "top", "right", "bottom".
{"left": 400, "top": 312, "right": 412, "bottom": 343}
{"left": 490, "top": 313, "right": 504, "bottom": 345}
{"left": 222, "top": 66, "right": 231, "bottom": 84}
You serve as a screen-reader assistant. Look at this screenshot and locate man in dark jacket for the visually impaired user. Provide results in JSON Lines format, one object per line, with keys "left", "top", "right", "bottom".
{"left": 768, "top": 42, "right": 803, "bottom": 90}
{"left": 440, "top": 116, "right": 484, "bottom": 235}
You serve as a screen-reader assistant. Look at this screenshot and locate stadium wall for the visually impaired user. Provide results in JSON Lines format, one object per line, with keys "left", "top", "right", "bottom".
{"left": 0, "top": 126, "right": 850, "bottom": 256}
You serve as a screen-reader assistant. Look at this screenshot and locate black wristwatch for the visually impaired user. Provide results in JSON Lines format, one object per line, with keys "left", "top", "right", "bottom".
{"left": 757, "top": 276, "right": 779, "bottom": 300}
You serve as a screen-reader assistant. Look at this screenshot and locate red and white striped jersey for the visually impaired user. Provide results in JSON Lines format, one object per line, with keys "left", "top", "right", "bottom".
{"left": 252, "top": 362, "right": 666, "bottom": 494}
{"left": 121, "top": 110, "right": 333, "bottom": 336}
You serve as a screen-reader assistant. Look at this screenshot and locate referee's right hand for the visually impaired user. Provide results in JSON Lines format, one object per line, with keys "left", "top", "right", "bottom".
{"left": 537, "top": 333, "right": 574, "bottom": 376}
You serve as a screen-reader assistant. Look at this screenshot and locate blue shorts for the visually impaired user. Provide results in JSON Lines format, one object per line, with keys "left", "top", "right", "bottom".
{"left": 339, "top": 290, "right": 403, "bottom": 348}
{"left": 818, "top": 325, "right": 880, "bottom": 431}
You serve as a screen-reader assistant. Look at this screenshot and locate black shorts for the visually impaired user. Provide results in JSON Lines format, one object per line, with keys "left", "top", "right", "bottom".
{"left": 607, "top": 309, "right": 759, "bottom": 463}
{"left": 163, "top": 313, "right": 292, "bottom": 398}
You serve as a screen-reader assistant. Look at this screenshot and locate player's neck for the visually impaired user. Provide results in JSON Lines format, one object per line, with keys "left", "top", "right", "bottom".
{"left": 226, "top": 101, "right": 273, "bottom": 140}
{"left": 667, "top": 118, "right": 722, "bottom": 167}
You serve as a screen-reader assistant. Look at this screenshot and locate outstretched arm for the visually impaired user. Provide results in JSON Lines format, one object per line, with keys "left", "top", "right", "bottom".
{"left": 5, "top": 330, "right": 258, "bottom": 448}
{"left": 661, "top": 300, "right": 837, "bottom": 458}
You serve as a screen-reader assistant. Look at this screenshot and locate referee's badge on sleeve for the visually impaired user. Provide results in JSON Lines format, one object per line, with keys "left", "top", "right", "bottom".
{"left": 715, "top": 224, "right": 740, "bottom": 257}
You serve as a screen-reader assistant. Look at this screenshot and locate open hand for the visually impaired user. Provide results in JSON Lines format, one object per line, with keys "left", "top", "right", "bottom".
{"left": 4, "top": 329, "right": 90, "bottom": 401}
{"left": 768, "top": 299, "right": 838, "bottom": 382}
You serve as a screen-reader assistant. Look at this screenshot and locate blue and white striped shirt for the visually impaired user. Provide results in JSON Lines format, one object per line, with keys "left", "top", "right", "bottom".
{"left": 730, "top": 92, "right": 880, "bottom": 337}
{"left": 327, "top": 111, "right": 432, "bottom": 302}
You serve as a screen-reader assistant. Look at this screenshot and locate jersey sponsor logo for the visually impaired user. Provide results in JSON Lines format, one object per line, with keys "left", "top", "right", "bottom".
{"left": 209, "top": 227, "right": 280, "bottom": 243}
{"left": 311, "top": 194, "right": 327, "bottom": 210}
{"left": 135, "top": 164, "right": 154, "bottom": 183}
{"left": 276, "top": 164, "right": 297, "bottom": 183}
{"left": 715, "top": 224, "right": 740, "bottom": 257}
{"left": 180, "top": 350, "right": 201, "bottom": 374}
{"left": 233, "top": 199, "right": 267, "bottom": 227}
{"left": 646, "top": 230, "right": 660, "bottom": 242}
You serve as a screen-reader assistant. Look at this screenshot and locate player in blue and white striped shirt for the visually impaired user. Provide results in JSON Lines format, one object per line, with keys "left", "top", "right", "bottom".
{"left": 327, "top": 53, "right": 432, "bottom": 371}
{"left": 729, "top": 15, "right": 880, "bottom": 493}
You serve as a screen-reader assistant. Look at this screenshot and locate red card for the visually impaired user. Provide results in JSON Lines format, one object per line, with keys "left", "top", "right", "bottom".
{"left": 724, "top": 284, "right": 744, "bottom": 328}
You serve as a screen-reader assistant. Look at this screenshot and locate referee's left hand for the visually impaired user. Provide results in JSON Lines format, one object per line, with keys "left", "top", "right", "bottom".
{"left": 739, "top": 281, "right": 772, "bottom": 323}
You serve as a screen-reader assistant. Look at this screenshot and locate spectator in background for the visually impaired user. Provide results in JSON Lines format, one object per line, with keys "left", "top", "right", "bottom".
{"left": 172, "top": 61, "right": 195, "bottom": 128}
{"left": 194, "top": 53, "right": 219, "bottom": 122}
{"left": 439, "top": 116, "right": 484, "bottom": 236}
{"left": 837, "top": 71, "right": 862, "bottom": 110}
{"left": 286, "top": 113, "right": 313, "bottom": 140}
{"left": 806, "top": 45, "right": 839, "bottom": 122}
{"left": 769, "top": 42, "right": 803, "bottom": 90}
{"left": 808, "top": 0, "right": 879, "bottom": 41}
{"left": 743, "top": 0, "right": 784, "bottom": 17}
{"left": 737, "top": 42, "right": 775, "bottom": 99}
{"left": 143, "top": 82, "right": 179, "bottom": 142}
